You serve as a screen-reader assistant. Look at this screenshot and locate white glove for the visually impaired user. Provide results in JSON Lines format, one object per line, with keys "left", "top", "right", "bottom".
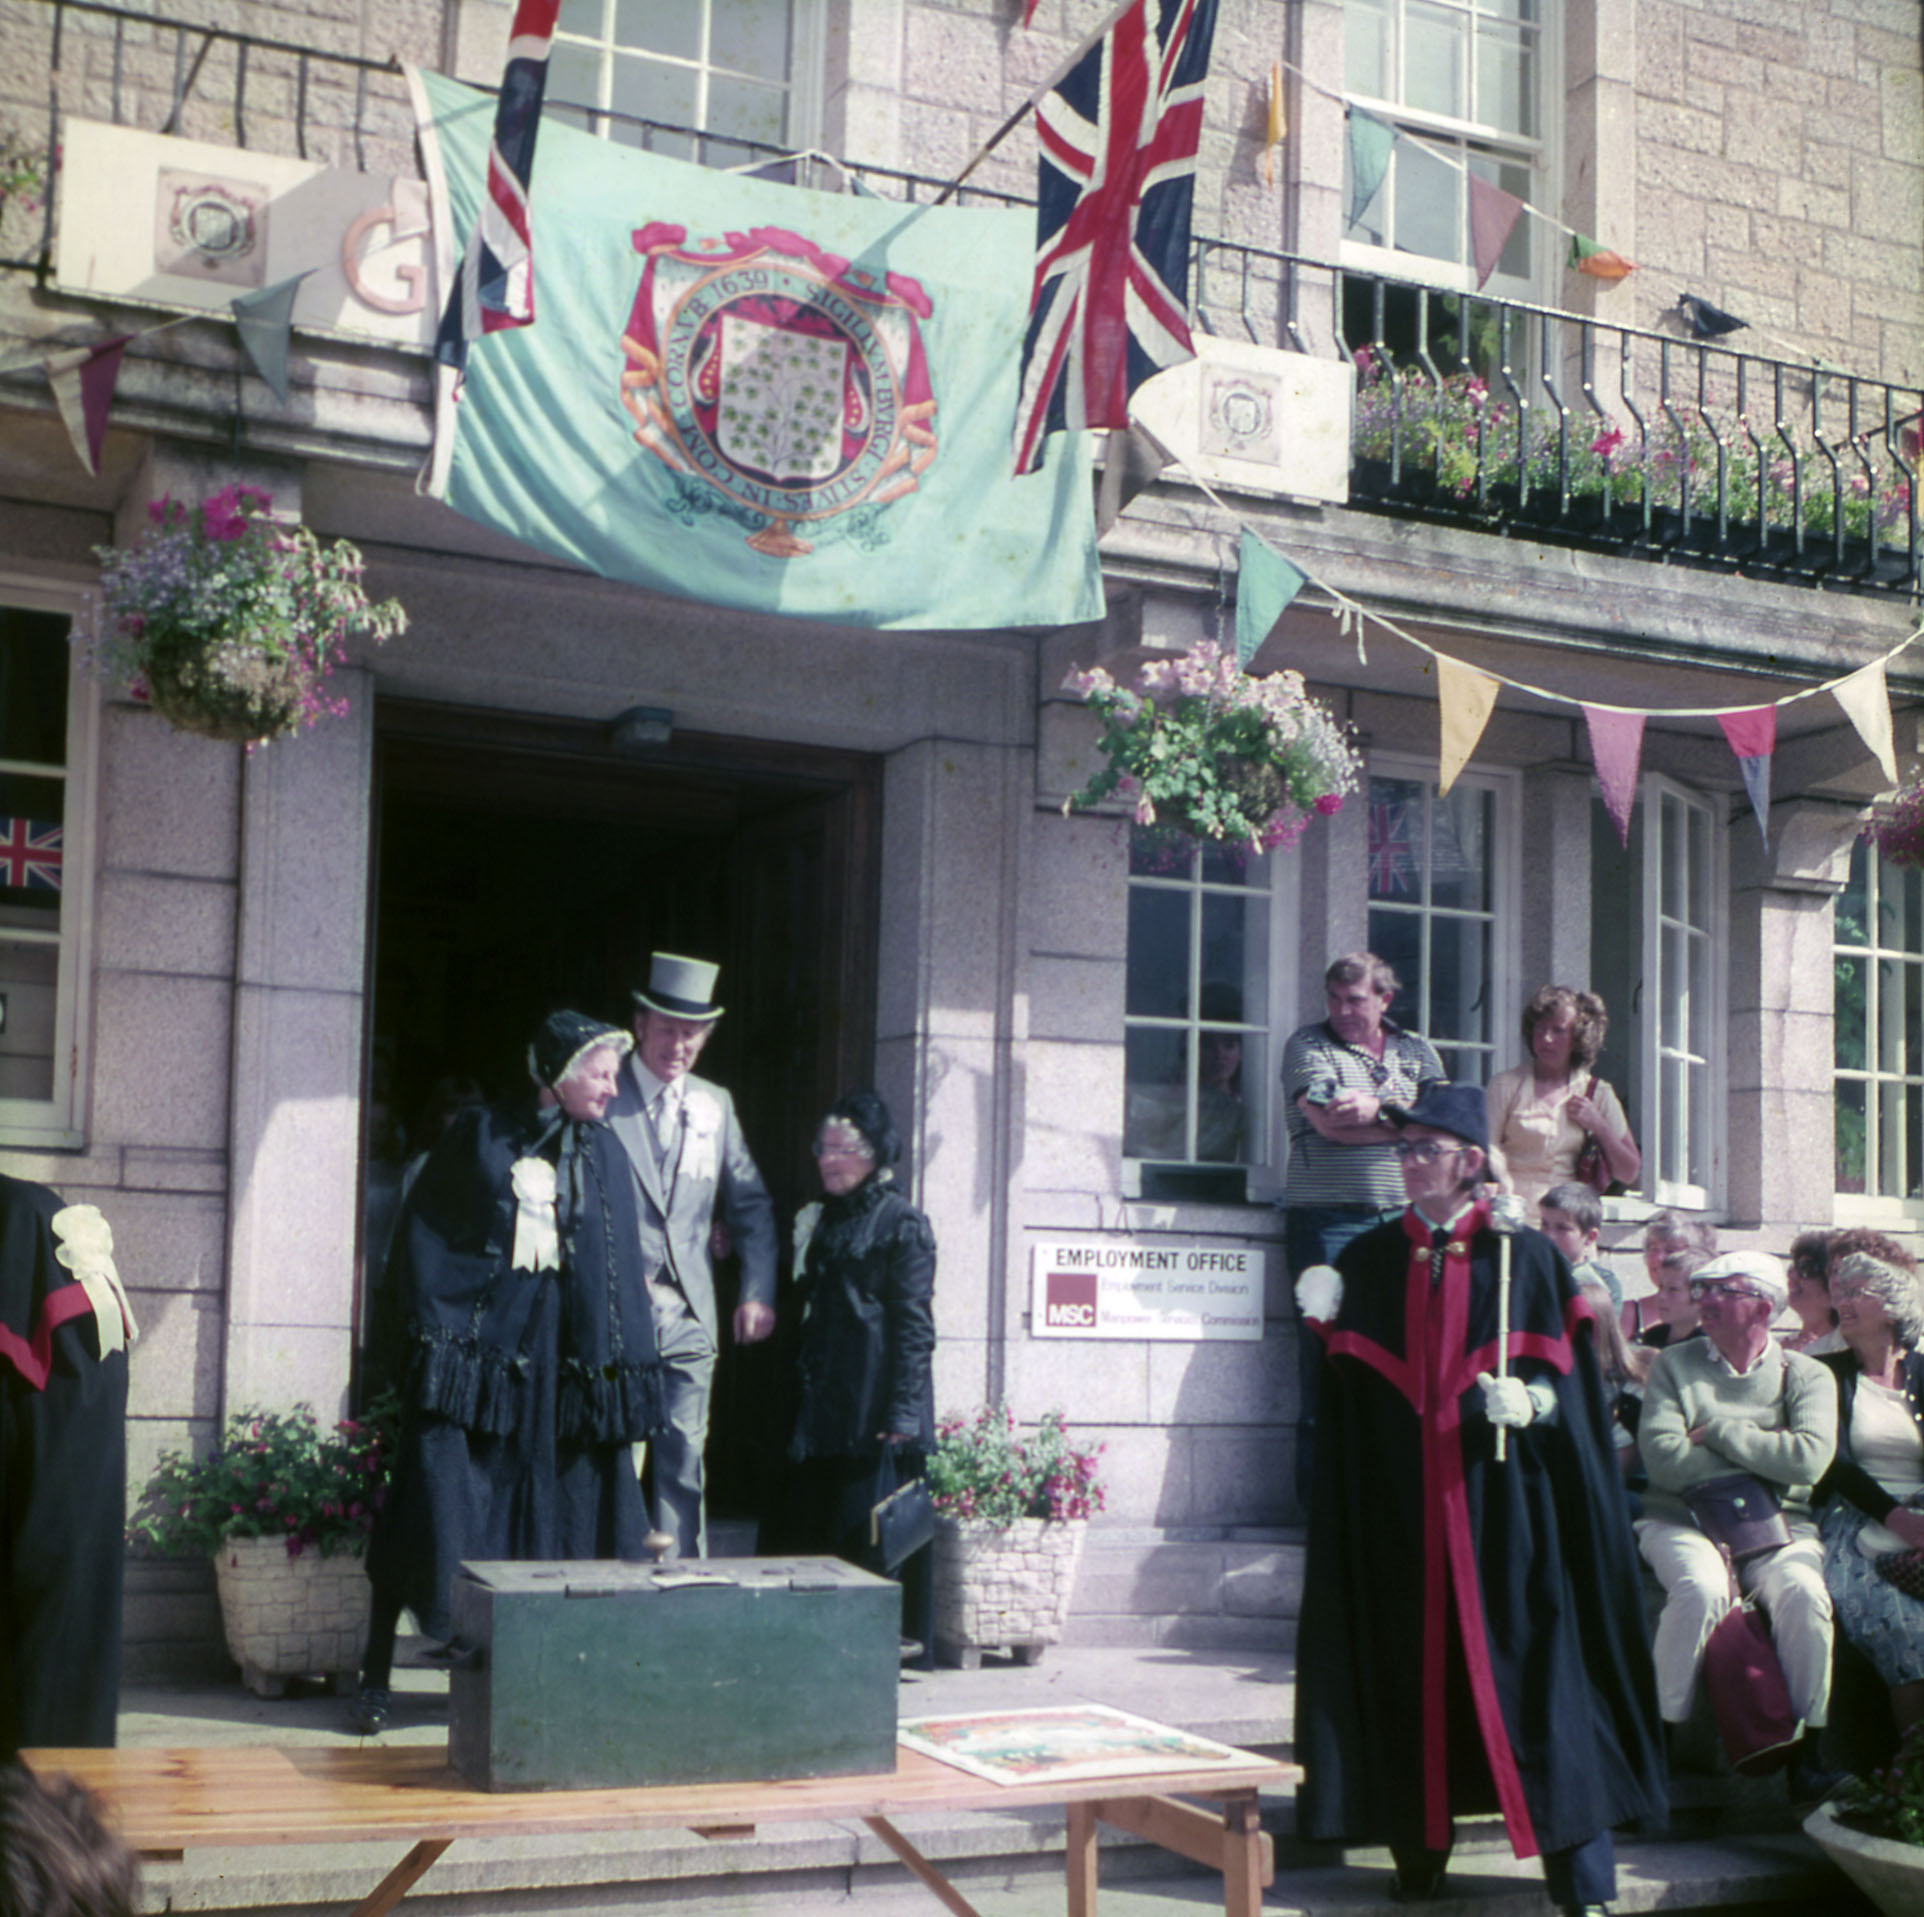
{"left": 1476, "top": 1371, "right": 1535, "bottom": 1428}
{"left": 1295, "top": 1264, "right": 1343, "bottom": 1323}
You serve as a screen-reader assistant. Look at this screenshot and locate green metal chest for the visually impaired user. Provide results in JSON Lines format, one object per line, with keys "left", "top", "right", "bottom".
{"left": 447, "top": 1557, "right": 901, "bottom": 1791}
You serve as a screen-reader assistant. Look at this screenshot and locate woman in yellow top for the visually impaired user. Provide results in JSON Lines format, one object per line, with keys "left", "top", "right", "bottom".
{"left": 1485, "top": 985, "right": 1641, "bottom": 1214}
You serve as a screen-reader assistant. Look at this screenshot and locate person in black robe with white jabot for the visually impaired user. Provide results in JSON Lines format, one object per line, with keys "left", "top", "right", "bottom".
{"left": 352, "top": 1011, "right": 666, "bottom": 1733}
{"left": 1294, "top": 1084, "right": 1665, "bottom": 1917}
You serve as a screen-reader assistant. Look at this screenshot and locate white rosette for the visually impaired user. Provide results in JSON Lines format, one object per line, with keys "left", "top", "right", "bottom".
{"left": 509, "top": 1156, "right": 561, "bottom": 1272}
{"left": 51, "top": 1203, "right": 139, "bottom": 1353}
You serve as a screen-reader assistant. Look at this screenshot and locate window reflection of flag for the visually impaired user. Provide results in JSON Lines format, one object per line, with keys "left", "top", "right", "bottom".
{"left": 0, "top": 817, "right": 62, "bottom": 890}
{"left": 1368, "top": 802, "right": 1412, "bottom": 895}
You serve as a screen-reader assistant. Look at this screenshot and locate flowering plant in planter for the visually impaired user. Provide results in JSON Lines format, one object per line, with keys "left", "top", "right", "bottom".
{"left": 927, "top": 1406, "right": 1106, "bottom": 1525}
{"left": 128, "top": 1400, "right": 396, "bottom": 1561}
{"left": 93, "top": 486, "right": 407, "bottom": 746}
{"left": 1834, "top": 1722, "right": 1924, "bottom": 1845}
{"left": 1871, "top": 779, "right": 1924, "bottom": 871}
{"left": 1064, "top": 640, "right": 1360, "bottom": 852}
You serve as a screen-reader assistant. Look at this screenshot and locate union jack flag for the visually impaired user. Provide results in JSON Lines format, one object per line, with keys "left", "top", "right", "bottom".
{"left": 435, "top": 0, "right": 560, "bottom": 375}
{"left": 1012, "top": 0, "right": 1220, "bottom": 475}
{"left": 1367, "top": 801, "right": 1413, "bottom": 897}
{"left": 0, "top": 818, "right": 62, "bottom": 891}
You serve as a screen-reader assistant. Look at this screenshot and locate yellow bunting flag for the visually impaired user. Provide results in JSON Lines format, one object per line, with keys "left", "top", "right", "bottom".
{"left": 1436, "top": 654, "right": 1501, "bottom": 795}
{"left": 1833, "top": 658, "right": 1899, "bottom": 786}
{"left": 1263, "top": 63, "right": 1286, "bottom": 186}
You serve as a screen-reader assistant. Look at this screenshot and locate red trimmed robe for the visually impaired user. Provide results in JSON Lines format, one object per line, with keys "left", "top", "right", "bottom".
{"left": 1294, "top": 1200, "right": 1665, "bottom": 1860}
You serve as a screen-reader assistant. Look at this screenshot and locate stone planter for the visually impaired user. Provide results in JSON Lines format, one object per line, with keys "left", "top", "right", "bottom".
{"left": 213, "top": 1534, "right": 372, "bottom": 1698}
{"left": 1804, "top": 1801, "right": 1924, "bottom": 1916}
{"left": 931, "top": 1515, "right": 1086, "bottom": 1669}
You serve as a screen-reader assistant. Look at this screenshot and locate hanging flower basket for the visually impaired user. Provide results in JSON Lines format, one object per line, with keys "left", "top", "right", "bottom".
{"left": 1062, "top": 640, "right": 1360, "bottom": 852}
{"left": 92, "top": 486, "right": 407, "bottom": 747}
{"left": 1871, "top": 779, "right": 1924, "bottom": 870}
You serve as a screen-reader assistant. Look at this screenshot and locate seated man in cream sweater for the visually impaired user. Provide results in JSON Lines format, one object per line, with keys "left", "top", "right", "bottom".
{"left": 1636, "top": 1249, "right": 1839, "bottom": 1797}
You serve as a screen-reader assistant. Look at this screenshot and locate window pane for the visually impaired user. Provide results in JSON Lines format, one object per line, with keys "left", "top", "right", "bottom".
{"left": 0, "top": 934, "right": 56, "bottom": 1102}
{"left": 1660, "top": 795, "right": 1683, "bottom": 921}
{"left": 707, "top": 74, "right": 788, "bottom": 150}
{"left": 1904, "top": 862, "right": 1924, "bottom": 953}
{"left": 1125, "top": 887, "right": 1189, "bottom": 1019}
{"left": 1405, "top": 1, "right": 1468, "bottom": 119}
{"left": 1877, "top": 958, "right": 1906, "bottom": 1074}
{"left": 0, "top": 773, "right": 65, "bottom": 926}
{"left": 1124, "top": 1026, "right": 1190, "bottom": 1161}
{"left": 1911, "top": 1085, "right": 1924, "bottom": 1201}
{"left": 1880, "top": 1080, "right": 1908, "bottom": 1198}
{"left": 1367, "top": 907, "right": 1424, "bottom": 1030}
{"left": 712, "top": 0, "right": 792, "bottom": 79}
{"left": 1835, "top": 952, "right": 1866, "bottom": 1070}
{"left": 1426, "top": 915, "right": 1491, "bottom": 1045}
{"left": 1836, "top": 1077, "right": 1867, "bottom": 1192}
{"left": 611, "top": 52, "right": 698, "bottom": 134}
{"left": 1200, "top": 892, "right": 1257, "bottom": 1018}
{"left": 1368, "top": 779, "right": 1424, "bottom": 900}
{"left": 558, "top": 0, "right": 606, "bottom": 34}
{"left": 1686, "top": 931, "right": 1711, "bottom": 1057}
{"left": 616, "top": 0, "right": 700, "bottom": 59}
{"left": 1431, "top": 785, "right": 1491, "bottom": 912}
{"left": 1839, "top": 838, "right": 1868, "bottom": 936}
{"left": 1131, "top": 824, "right": 1194, "bottom": 879}
{"left": 1686, "top": 802, "right": 1711, "bottom": 929}
{"left": 0, "top": 609, "right": 70, "bottom": 764}
{"left": 1199, "top": 838, "right": 1264, "bottom": 887}
{"left": 1660, "top": 1053, "right": 1683, "bottom": 1185}
{"left": 1475, "top": 22, "right": 1535, "bottom": 137}
{"left": 1195, "top": 1026, "right": 1251, "bottom": 1164}
{"left": 1394, "top": 138, "right": 1460, "bottom": 261}
{"left": 1660, "top": 923, "right": 1683, "bottom": 1049}
{"left": 547, "top": 40, "right": 605, "bottom": 113}
{"left": 1347, "top": 0, "right": 1390, "bottom": 96}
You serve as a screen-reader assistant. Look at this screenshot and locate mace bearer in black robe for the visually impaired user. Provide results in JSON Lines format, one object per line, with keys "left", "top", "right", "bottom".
{"left": 1293, "top": 1083, "right": 1666, "bottom": 1916}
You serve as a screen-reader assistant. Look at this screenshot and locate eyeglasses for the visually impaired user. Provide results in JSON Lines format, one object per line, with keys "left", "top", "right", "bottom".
{"left": 1391, "top": 1140, "right": 1466, "bottom": 1164}
{"left": 1688, "top": 1280, "right": 1767, "bottom": 1303}
{"left": 813, "top": 1136, "right": 875, "bottom": 1162}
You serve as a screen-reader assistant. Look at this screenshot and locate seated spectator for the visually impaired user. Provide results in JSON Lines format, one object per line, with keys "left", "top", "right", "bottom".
{"left": 1637, "top": 1246, "right": 1712, "bottom": 1352}
{"left": 1573, "top": 1272, "right": 1655, "bottom": 1488}
{"left": 1622, "top": 1210, "right": 1717, "bottom": 1343}
{"left": 1784, "top": 1230, "right": 1842, "bottom": 1353}
{"left": 1815, "top": 1253, "right": 1924, "bottom": 1735}
{"left": 1, "top": 1763, "right": 140, "bottom": 1917}
{"left": 1635, "top": 1251, "right": 1839, "bottom": 1798}
{"left": 1539, "top": 1181, "right": 1622, "bottom": 1311}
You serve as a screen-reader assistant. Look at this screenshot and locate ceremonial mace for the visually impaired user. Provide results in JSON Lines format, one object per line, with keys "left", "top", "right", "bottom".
{"left": 1488, "top": 1194, "right": 1528, "bottom": 1461}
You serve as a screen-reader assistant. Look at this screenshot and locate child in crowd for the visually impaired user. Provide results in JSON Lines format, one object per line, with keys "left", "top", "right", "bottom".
{"left": 1538, "top": 1181, "right": 1622, "bottom": 1310}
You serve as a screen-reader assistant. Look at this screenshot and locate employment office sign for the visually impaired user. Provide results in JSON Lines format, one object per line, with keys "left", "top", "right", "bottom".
{"left": 1030, "top": 1240, "right": 1264, "bottom": 1342}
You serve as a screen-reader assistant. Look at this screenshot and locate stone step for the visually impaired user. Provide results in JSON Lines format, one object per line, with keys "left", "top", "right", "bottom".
{"left": 1060, "top": 1528, "right": 1306, "bottom": 1652}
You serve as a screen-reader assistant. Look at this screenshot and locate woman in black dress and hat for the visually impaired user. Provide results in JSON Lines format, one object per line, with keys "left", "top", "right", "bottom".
{"left": 770, "top": 1091, "right": 937, "bottom": 1662}
{"left": 351, "top": 1011, "right": 666, "bottom": 1731}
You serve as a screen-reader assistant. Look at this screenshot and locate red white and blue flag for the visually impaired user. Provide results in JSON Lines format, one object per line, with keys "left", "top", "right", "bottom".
{"left": 0, "top": 818, "right": 63, "bottom": 891}
{"left": 1368, "top": 801, "right": 1413, "bottom": 896}
{"left": 435, "top": 0, "right": 561, "bottom": 374}
{"left": 1013, "top": 0, "right": 1219, "bottom": 475}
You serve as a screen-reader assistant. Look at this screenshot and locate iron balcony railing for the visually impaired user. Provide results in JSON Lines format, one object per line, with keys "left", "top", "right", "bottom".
{"left": 3, "top": 0, "right": 1916, "bottom": 601}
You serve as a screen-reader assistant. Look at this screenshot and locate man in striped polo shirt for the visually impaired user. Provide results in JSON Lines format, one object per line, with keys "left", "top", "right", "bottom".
{"left": 1281, "top": 953, "right": 1444, "bottom": 1508}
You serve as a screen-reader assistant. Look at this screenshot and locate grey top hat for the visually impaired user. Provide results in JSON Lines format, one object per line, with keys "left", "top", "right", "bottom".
{"left": 632, "top": 952, "right": 725, "bottom": 1022}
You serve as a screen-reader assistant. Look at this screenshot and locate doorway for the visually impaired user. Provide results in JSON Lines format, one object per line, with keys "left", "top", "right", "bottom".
{"left": 363, "top": 697, "right": 883, "bottom": 1530}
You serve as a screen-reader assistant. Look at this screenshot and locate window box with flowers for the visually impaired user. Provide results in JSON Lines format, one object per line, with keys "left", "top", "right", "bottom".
{"left": 91, "top": 486, "right": 406, "bottom": 747}
{"left": 128, "top": 1402, "right": 394, "bottom": 1697}
{"left": 1064, "top": 641, "right": 1360, "bottom": 854}
{"left": 925, "top": 1407, "right": 1105, "bottom": 1669}
{"left": 1805, "top": 1721, "right": 1924, "bottom": 1917}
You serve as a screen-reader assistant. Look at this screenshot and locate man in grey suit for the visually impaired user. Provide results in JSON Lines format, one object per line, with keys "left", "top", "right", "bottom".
{"left": 606, "top": 953, "right": 778, "bottom": 1557}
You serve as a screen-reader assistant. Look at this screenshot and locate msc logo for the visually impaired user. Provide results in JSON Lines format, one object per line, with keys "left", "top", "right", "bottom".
{"left": 1044, "top": 1270, "right": 1098, "bottom": 1329}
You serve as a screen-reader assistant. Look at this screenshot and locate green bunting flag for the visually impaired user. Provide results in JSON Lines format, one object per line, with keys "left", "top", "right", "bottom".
{"left": 1235, "top": 531, "right": 1305, "bottom": 666}
{"left": 1568, "top": 234, "right": 1635, "bottom": 281}
{"left": 1346, "top": 108, "right": 1394, "bottom": 230}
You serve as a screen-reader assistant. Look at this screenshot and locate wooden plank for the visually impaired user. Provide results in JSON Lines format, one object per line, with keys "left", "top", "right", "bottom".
{"left": 1092, "top": 1793, "right": 1229, "bottom": 1873}
{"left": 350, "top": 1839, "right": 452, "bottom": 1917}
{"left": 1220, "top": 1793, "right": 1269, "bottom": 1917}
{"left": 1064, "top": 1801, "right": 1100, "bottom": 1917}
{"left": 862, "top": 1815, "right": 983, "bottom": 1917}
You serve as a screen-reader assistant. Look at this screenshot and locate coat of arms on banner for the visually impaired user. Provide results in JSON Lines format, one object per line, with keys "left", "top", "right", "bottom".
{"left": 621, "top": 224, "right": 938, "bottom": 558}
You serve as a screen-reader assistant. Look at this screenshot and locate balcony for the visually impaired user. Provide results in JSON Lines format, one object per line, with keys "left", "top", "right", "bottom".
{"left": 4, "top": 0, "right": 1917, "bottom": 603}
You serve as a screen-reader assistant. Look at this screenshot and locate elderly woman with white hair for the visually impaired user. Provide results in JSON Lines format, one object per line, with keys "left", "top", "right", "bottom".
{"left": 1815, "top": 1252, "right": 1924, "bottom": 1733}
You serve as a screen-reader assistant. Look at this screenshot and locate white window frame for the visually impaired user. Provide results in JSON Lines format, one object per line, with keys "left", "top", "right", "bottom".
{"left": 1638, "top": 774, "right": 1724, "bottom": 1211}
{"left": 550, "top": 0, "right": 825, "bottom": 158}
{"left": 0, "top": 575, "right": 100, "bottom": 1151}
{"left": 1363, "top": 754, "right": 1519, "bottom": 1087}
{"left": 1339, "top": 0, "right": 1560, "bottom": 307}
{"left": 1119, "top": 831, "right": 1300, "bottom": 1204}
{"left": 1832, "top": 837, "right": 1924, "bottom": 1224}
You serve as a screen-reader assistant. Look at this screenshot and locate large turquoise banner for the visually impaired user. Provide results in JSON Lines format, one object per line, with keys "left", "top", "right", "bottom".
{"left": 416, "top": 73, "right": 1102, "bottom": 630}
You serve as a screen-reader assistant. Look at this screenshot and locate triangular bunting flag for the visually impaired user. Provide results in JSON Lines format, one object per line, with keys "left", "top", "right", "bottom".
{"left": 1583, "top": 706, "right": 1646, "bottom": 846}
{"left": 1467, "top": 173, "right": 1524, "bottom": 290}
{"left": 1263, "top": 61, "right": 1286, "bottom": 186}
{"left": 1347, "top": 108, "right": 1394, "bottom": 229}
{"left": 1096, "top": 420, "right": 1174, "bottom": 538}
{"left": 1678, "top": 293, "right": 1747, "bottom": 340}
{"left": 1568, "top": 234, "right": 1635, "bottom": 281}
{"left": 1235, "top": 530, "right": 1305, "bottom": 666}
{"left": 1436, "top": 654, "right": 1500, "bottom": 795}
{"left": 1834, "top": 659, "right": 1899, "bottom": 786}
{"left": 232, "top": 271, "right": 313, "bottom": 405}
{"left": 45, "top": 336, "right": 131, "bottom": 476}
{"left": 1718, "top": 706, "right": 1776, "bottom": 845}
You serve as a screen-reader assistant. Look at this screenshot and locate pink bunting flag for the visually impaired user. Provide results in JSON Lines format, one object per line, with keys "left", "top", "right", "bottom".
{"left": 1718, "top": 706, "right": 1777, "bottom": 845}
{"left": 1468, "top": 173, "right": 1524, "bottom": 290}
{"left": 1583, "top": 705, "right": 1646, "bottom": 847}
{"left": 45, "top": 336, "right": 131, "bottom": 476}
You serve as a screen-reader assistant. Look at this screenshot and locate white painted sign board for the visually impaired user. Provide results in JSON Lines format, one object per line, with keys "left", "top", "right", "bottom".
{"left": 1029, "top": 1239, "right": 1264, "bottom": 1341}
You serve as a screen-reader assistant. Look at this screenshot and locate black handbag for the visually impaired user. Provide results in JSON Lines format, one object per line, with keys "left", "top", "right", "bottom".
{"left": 1685, "top": 1474, "right": 1793, "bottom": 1562}
{"left": 868, "top": 1447, "right": 935, "bottom": 1573}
